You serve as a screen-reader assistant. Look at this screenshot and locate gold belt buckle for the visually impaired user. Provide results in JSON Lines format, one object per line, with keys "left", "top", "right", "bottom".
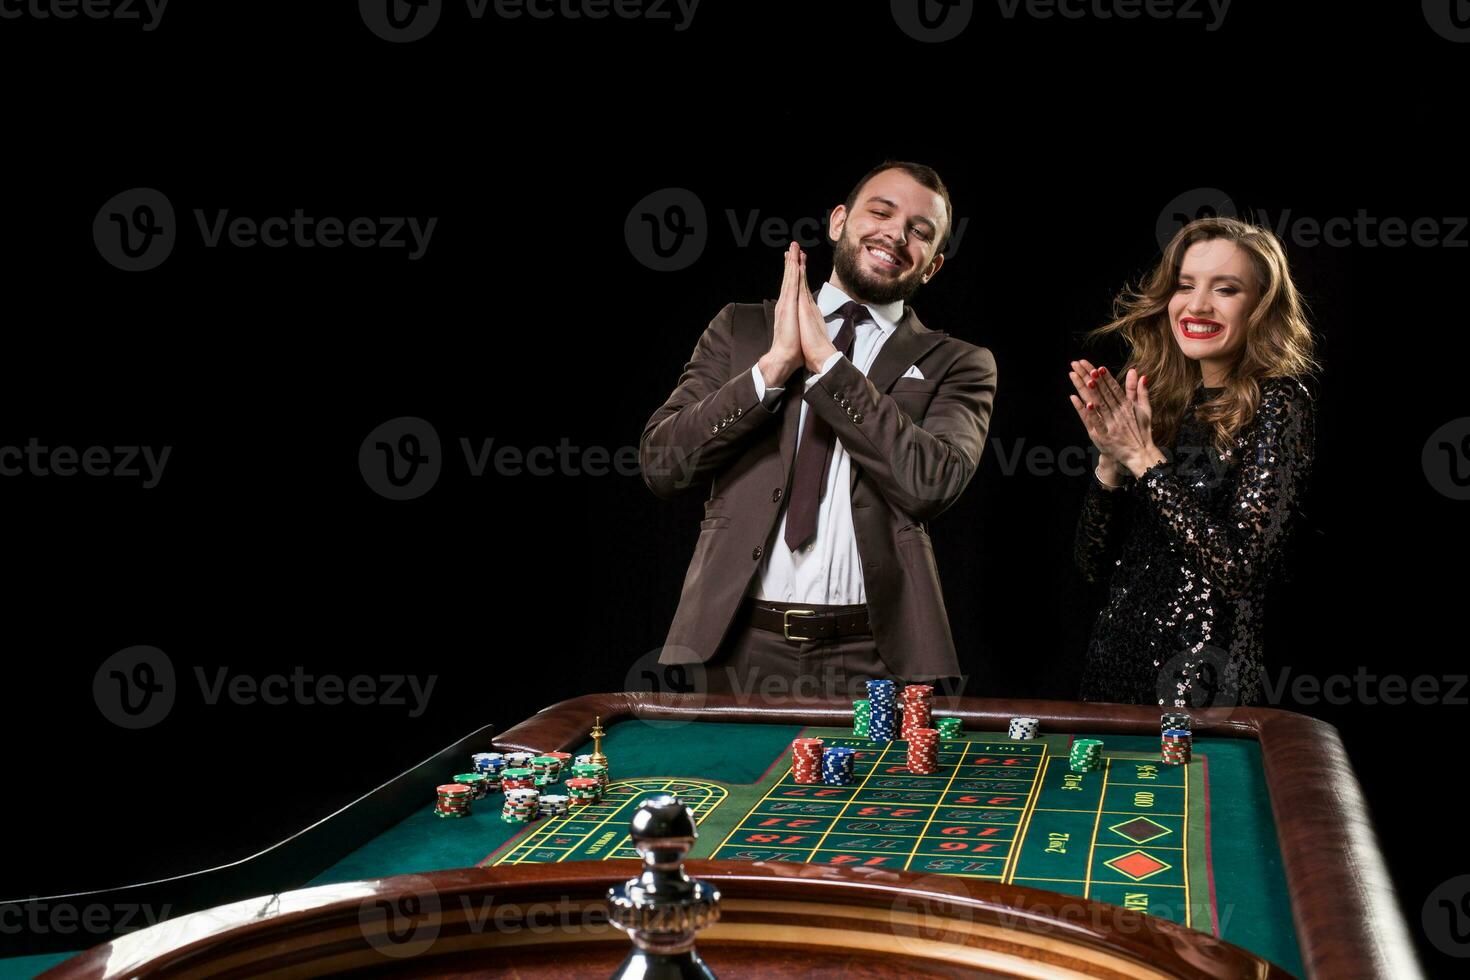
{"left": 782, "top": 608, "right": 818, "bottom": 642}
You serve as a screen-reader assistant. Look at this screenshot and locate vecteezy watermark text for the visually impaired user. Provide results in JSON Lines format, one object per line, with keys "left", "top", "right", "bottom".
{"left": 93, "top": 646, "right": 437, "bottom": 729}
{"left": 93, "top": 188, "right": 436, "bottom": 271}
{"left": 0, "top": 0, "right": 169, "bottom": 30}
{"left": 0, "top": 899, "right": 172, "bottom": 936}
{"left": 0, "top": 439, "right": 170, "bottom": 488}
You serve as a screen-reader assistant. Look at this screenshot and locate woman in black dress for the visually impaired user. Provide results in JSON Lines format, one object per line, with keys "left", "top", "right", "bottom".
{"left": 1068, "top": 216, "right": 1318, "bottom": 708}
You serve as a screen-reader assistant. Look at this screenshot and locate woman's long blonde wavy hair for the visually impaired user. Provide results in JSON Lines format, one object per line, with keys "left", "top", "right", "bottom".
{"left": 1088, "top": 216, "right": 1320, "bottom": 454}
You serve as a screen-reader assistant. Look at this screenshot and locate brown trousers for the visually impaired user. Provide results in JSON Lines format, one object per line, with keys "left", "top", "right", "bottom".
{"left": 704, "top": 601, "right": 897, "bottom": 704}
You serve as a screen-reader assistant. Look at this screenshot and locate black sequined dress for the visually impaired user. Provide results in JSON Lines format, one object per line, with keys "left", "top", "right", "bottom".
{"left": 1074, "top": 378, "right": 1315, "bottom": 707}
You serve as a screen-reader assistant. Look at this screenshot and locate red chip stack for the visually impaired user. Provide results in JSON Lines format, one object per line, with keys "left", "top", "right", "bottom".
{"left": 907, "top": 727, "right": 940, "bottom": 774}
{"left": 900, "top": 684, "right": 934, "bottom": 740}
{"left": 791, "top": 737, "right": 825, "bottom": 784}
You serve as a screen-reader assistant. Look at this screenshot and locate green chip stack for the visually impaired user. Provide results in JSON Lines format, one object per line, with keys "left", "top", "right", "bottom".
{"left": 531, "top": 755, "right": 563, "bottom": 783}
{"left": 853, "top": 699, "right": 871, "bottom": 737}
{"left": 453, "top": 772, "right": 489, "bottom": 800}
{"left": 1069, "top": 738, "right": 1104, "bottom": 773}
{"left": 936, "top": 717, "right": 961, "bottom": 738}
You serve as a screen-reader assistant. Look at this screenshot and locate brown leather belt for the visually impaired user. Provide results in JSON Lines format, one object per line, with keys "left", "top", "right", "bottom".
{"left": 744, "top": 598, "right": 872, "bottom": 642}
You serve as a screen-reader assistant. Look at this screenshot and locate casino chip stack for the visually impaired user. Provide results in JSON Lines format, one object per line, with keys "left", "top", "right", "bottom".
{"left": 906, "top": 727, "right": 940, "bottom": 774}
{"left": 504, "top": 751, "right": 535, "bottom": 770}
{"left": 472, "top": 752, "right": 504, "bottom": 776}
{"left": 537, "top": 794, "right": 569, "bottom": 818}
{"left": 853, "top": 699, "right": 871, "bottom": 737}
{"left": 1162, "top": 712, "right": 1192, "bottom": 733}
{"left": 502, "top": 788, "right": 539, "bottom": 823}
{"left": 900, "top": 684, "right": 934, "bottom": 741}
{"left": 565, "top": 777, "right": 601, "bottom": 807}
{"left": 865, "top": 680, "right": 897, "bottom": 743}
{"left": 531, "top": 755, "right": 562, "bottom": 784}
{"left": 1161, "top": 728, "right": 1192, "bottom": 766}
{"left": 1069, "top": 738, "right": 1104, "bottom": 773}
{"left": 575, "top": 754, "right": 610, "bottom": 785}
{"left": 791, "top": 737, "right": 825, "bottom": 784}
{"left": 936, "top": 717, "right": 962, "bottom": 739}
{"left": 454, "top": 772, "right": 489, "bottom": 800}
{"left": 501, "top": 767, "right": 535, "bottom": 791}
{"left": 821, "top": 746, "right": 856, "bottom": 785}
{"left": 435, "top": 783, "right": 473, "bottom": 819}
{"left": 1008, "top": 717, "right": 1040, "bottom": 740}
{"left": 571, "top": 762, "right": 607, "bottom": 790}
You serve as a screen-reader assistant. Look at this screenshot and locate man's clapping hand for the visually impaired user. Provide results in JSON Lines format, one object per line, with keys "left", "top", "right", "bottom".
{"left": 758, "top": 242, "right": 839, "bottom": 387}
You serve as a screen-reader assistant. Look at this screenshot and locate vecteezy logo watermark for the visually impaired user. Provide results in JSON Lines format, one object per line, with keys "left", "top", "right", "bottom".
{"left": 0, "top": 0, "right": 169, "bottom": 30}
{"left": 624, "top": 646, "right": 708, "bottom": 728}
{"left": 1157, "top": 187, "right": 1469, "bottom": 252}
{"left": 1423, "top": 0, "right": 1470, "bottom": 43}
{"left": 94, "top": 188, "right": 176, "bottom": 272}
{"left": 1423, "top": 875, "right": 1470, "bottom": 958}
{"left": 359, "top": 0, "right": 700, "bottom": 43}
{"left": 626, "top": 188, "right": 972, "bottom": 272}
{"left": 93, "top": 645, "right": 176, "bottom": 729}
{"left": 0, "top": 438, "right": 170, "bottom": 488}
{"left": 625, "top": 188, "right": 708, "bottom": 272}
{"left": 93, "top": 646, "right": 438, "bottom": 728}
{"left": 888, "top": 875, "right": 975, "bottom": 956}
{"left": 360, "top": 417, "right": 655, "bottom": 500}
{"left": 0, "top": 899, "right": 173, "bottom": 937}
{"left": 890, "top": 0, "right": 974, "bottom": 43}
{"left": 360, "top": 876, "right": 441, "bottom": 958}
{"left": 360, "top": 417, "right": 444, "bottom": 501}
{"left": 93, "top": 188, "right": 437, "bottom": 271}
{"left": 1156, "top": 645, "right": 1241, "bottom": 713}
{"left": 1423, "top": 417, "right": 1470, "bottom": 500}
{"left": 1156, "top": 187, "right": 1237, "bottom": 251}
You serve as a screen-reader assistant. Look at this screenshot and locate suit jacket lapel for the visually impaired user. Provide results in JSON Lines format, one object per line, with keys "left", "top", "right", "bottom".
{"left": 764, "top": 294, "right": 948, "bottom": 492}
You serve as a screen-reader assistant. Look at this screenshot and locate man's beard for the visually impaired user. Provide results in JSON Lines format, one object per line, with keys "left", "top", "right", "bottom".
{"left": 831, "top": 232, "right": 926, "bottom": 305}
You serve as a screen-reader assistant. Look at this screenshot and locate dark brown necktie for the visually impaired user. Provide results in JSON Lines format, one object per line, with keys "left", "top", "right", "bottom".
{"left": 783, "top": 300, "right": 868, "bottom": 552}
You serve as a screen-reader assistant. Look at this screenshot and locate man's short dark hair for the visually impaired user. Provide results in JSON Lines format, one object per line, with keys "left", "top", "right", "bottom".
{"left": 842, "top": 160, "right": 954, "bottom": 255}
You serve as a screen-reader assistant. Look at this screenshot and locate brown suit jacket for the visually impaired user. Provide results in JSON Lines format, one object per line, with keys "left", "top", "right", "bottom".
{"left": 640, "top": 292, "right": 997, "bottom": 681}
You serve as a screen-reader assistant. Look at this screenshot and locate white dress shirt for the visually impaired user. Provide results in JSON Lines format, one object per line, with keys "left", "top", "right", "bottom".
{"left": 745, "top": 281, "right": 904, "bottom": 606}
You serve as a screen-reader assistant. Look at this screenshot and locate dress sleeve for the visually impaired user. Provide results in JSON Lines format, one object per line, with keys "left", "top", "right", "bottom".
{"left": 1133, "top": 380, "right": 1315, "bottom": 600}
{"left": 1074, "top": 469, "right": 1136, "bottom": 584}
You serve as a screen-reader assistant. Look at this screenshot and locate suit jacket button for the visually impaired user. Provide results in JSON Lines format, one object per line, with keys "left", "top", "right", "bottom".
{"left": 852, "top": 412, "right": 864, "bottom": 424}
{"left": 772, "top": 487, "right": 783, "bottom": 502}
{"left": 832, "top": 390, "right": 842, "bottom": 401}
{"left": 734, "top": 407, "right": 742, "bottom": 417}
{"left": 710, "top": 423, "right": 719, "bottom": 434}
{"left": 752, "top": 546, "right": 763, "bottom": 560}
{"left": 840, "top": 398, "right": 851, "bottom": 409}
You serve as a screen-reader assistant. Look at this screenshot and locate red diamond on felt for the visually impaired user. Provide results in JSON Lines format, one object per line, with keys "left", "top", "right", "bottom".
{"left": 1105, "top": 850, "right": 1172, "bottom": 881}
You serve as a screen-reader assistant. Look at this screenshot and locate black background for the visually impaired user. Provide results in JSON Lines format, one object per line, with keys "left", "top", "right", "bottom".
{"left": 1, "top": 1, "right": 1464, "bottom": 975}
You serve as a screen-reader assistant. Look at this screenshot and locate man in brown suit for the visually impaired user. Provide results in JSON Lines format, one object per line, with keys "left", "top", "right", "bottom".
{"left": 640, "top": 162, "right": 996, "bottom": 700}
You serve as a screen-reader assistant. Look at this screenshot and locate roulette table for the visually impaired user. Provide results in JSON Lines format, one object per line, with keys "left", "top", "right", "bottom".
{"left": 9, "top": 693, "right": 1416, "bottom": 979}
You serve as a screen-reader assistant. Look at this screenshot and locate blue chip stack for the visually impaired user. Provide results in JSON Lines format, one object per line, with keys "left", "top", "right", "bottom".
{"left": 821, "top": 746, "right": 856, "bottom": 785}
{"left": 865, "top": 679, "right": 897, "bottom": 743}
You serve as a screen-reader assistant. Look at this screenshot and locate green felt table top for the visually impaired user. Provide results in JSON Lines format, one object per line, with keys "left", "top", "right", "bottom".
{"left": 7, "top": 718, "right": 1303, "bottom": 979}
{"left": 311, "top": 718, "right": 1302, "bottom": 977}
